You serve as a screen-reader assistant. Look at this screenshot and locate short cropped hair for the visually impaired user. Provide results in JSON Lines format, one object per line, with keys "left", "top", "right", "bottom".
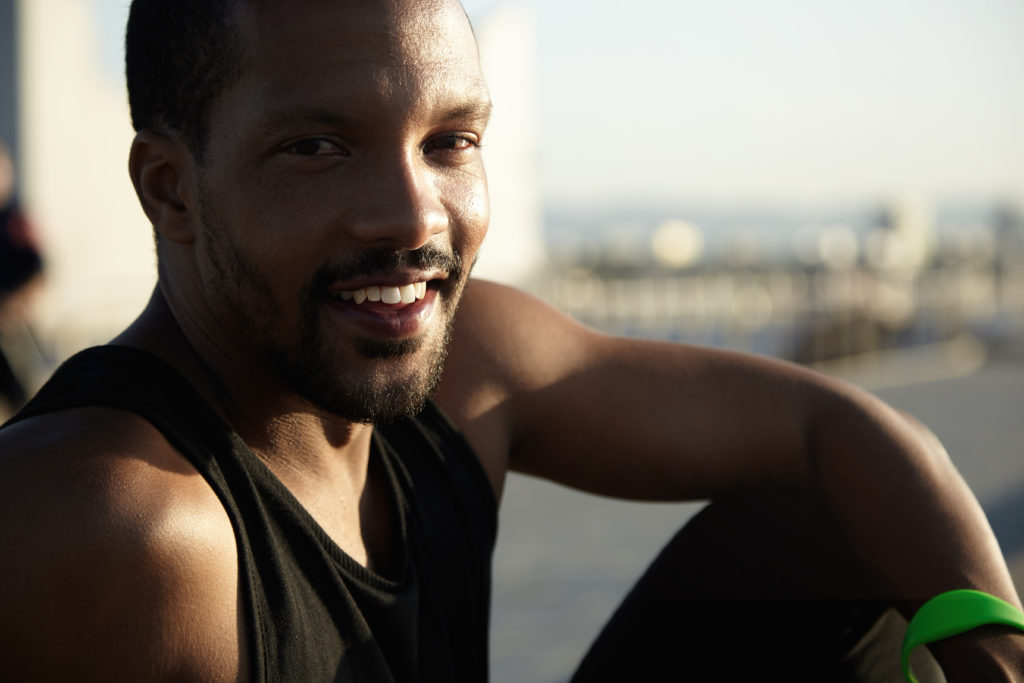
{"left": 125, "top": 0, "right": 246, "bottom": 160}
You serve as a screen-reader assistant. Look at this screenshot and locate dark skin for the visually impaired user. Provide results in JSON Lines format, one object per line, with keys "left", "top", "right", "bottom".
{"left": 0, "top": 0, "right": 1021, "bottom": 680}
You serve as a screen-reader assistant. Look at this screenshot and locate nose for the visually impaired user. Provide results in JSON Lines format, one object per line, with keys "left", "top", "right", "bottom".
{"left": 346, "top": 155, "right": 449, "bottom": 249}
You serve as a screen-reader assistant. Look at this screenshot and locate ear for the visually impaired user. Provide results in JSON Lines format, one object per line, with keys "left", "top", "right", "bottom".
{"left": 128, "top": 130, "right": 197, "bottom": 244}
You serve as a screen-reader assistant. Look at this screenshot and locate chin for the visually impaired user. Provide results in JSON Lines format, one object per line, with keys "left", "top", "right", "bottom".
{"left": 282, "top": 329, "right": 451, "bottom": 425}
{"left": 309, "top": 362, "right": 443, "bottom": 425}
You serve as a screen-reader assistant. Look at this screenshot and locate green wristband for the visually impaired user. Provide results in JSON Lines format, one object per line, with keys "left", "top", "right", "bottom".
{"left": 901, "top": 589, "right": 1024, "bottom": 683}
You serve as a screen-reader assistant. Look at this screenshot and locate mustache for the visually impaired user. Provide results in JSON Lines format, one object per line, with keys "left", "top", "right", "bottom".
{"left": 310, "top": 243, "right": 464, "bottom": 290}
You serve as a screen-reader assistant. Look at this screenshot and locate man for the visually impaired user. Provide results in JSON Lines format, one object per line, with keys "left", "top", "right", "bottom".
{"left": 0, "top": 0, "right": 1021, "bottom": 680}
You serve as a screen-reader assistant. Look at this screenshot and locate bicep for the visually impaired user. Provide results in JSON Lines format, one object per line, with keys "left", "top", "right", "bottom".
{"left": 503, "top": 310, "right": 845, "bottom": 501}
{"left": 2, "top": 527, "right": 239, "bottom": 682}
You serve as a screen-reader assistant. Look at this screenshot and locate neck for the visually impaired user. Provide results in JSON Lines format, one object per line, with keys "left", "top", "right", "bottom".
{"left": 113, "top": 286, "right": 375, "bottom": 481}
{"left": 115, "top": 285, "right": 397, "bottom": 573}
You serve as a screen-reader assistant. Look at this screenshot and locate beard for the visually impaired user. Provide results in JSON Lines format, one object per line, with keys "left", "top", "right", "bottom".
{"left": 197, "top": 187, "right": 466, "bottom": 425}
{"left": 288, "top": 250, "right": 464, "bottom": 424}
{"left": 286, "top": 303, "right": 456, "bottom": 425}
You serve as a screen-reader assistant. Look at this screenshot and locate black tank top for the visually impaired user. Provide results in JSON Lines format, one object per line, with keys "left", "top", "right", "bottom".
{"left": 4, "top": 346, "right": 497, "bottom": 682}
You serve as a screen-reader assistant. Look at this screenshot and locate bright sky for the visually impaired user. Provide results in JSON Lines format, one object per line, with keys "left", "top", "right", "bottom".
{"left": 95, "top": 0, "right": 1024, "bottom": 209}
{"left": 467, "top": 0, "right": 1024, "bottom": 209}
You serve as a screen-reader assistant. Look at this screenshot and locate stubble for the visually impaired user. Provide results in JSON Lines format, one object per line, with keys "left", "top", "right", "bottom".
{"left": 197, "top": 183, "right": 464, "bottom": 424}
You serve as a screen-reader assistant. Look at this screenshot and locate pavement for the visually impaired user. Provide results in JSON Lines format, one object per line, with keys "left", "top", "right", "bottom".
{"left": 489, "top": 343, "right": 1024, "bottom": 683}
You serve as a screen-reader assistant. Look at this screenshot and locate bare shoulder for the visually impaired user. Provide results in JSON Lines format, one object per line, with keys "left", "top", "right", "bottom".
{"left": 0, "top": 407, "right": 245, "bottom": 681}
{"left": 442, "top": 278, "right": 599, "bottom": 382}
{"left": 436, "top": 279, "right": 605, "bottom": 494}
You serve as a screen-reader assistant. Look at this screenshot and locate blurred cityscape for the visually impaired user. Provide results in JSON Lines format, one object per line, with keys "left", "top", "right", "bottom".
{"left": 533, "top": 197, "right": 1024, "bottom": 366}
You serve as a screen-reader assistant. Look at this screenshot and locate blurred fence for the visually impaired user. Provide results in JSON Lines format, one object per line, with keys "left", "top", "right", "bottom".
{"left": 536, "top": 255, "right": 1024, "bottom": 365}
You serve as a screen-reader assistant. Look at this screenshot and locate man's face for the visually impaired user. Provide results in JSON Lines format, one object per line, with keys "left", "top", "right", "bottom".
{"left": 187, "top": 0, "right": 490, "bottom": 423}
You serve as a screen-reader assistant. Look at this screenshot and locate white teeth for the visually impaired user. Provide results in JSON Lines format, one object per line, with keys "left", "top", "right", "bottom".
{"left": 334, "top": 281, "right": 430, "bottom": 305}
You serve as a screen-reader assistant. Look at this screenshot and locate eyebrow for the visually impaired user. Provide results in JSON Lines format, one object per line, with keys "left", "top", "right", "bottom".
{"left": 439, "top": 96, "right": 493, "bottom": 125}
{"left": 250, "top": 109, "right": 356, "bottom": 137}
{"left": 251, "top": 93, "right": 493, "bottom": 138}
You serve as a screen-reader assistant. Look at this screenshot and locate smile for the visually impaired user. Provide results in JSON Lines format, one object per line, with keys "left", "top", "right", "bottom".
{"left": 330, "top": 282, "right": 428, "bottom": 305}
{"left": 322, "top": 279, "right": 440, "bottom": 340}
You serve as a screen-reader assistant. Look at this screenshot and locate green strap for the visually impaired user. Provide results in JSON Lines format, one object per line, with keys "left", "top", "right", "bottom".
{"left": 901, "top": 589, "right": 1024, "bottom": 682}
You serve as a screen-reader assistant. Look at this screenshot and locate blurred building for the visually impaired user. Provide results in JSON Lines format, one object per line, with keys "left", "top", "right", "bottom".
{"left": 539, "top": 196, "right": 1024, "bottom": 368}
{"left": 6, "top": 0, "right": 155, "bottom": 365}
{"left": 471, "top": 4, "right": 547, "bottom": 287}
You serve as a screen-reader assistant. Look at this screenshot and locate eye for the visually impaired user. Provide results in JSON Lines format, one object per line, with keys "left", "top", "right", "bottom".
{"left": 283, "top": 138, "right": 348, "bottom": 157}
{"left": 423, "top": 133, "right": 479, "bottom": 155}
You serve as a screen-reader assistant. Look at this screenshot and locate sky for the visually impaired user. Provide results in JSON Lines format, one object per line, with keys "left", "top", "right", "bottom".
{"left": 93, "top": 0, "right": 1024, "bottom": 210}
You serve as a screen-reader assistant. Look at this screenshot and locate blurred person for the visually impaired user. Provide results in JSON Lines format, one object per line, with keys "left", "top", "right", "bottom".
{"left": 0, "top": 140, "right": 44, "bottom": 416}
{"left": 0, "top": 1, "right": 1022, "bottom": 681}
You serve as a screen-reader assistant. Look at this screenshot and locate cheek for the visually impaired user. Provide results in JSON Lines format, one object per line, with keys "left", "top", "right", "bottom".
{"left": 226, "top": 188, "right": 330, "bottom": 266}
{"left": 452, "top": 182, "right": 489, "bottom": 254}
{"left": 467, "top": 192, "right": 488, "bottom": 226}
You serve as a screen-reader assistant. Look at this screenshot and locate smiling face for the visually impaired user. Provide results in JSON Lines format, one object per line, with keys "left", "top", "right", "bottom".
{"left": 179, "top": 0, "right": 491, "bottom": 423}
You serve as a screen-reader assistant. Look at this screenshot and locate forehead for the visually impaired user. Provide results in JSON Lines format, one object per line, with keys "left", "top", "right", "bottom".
{"left": 222, "top": 0, "right": 488, "bottom": 124}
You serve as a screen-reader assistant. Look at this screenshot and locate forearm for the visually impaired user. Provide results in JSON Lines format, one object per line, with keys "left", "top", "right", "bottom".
{"left": 809, "top": 383, "right": 1023, "bottom": 677}
{"left": 810, "top": 384, "right": 1018, "bottom": 604}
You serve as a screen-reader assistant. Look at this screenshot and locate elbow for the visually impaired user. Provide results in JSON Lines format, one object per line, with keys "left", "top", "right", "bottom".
{"left": 802, "top": 376, "right": 954, "bottom": 491}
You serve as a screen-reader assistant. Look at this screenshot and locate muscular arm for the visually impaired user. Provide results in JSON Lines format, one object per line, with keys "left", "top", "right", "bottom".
{"left": 0, "top": 408, "right": 246, "bottom": 682}
{"left": 440, "top": 279, "right": 1024, "bottom": 677}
